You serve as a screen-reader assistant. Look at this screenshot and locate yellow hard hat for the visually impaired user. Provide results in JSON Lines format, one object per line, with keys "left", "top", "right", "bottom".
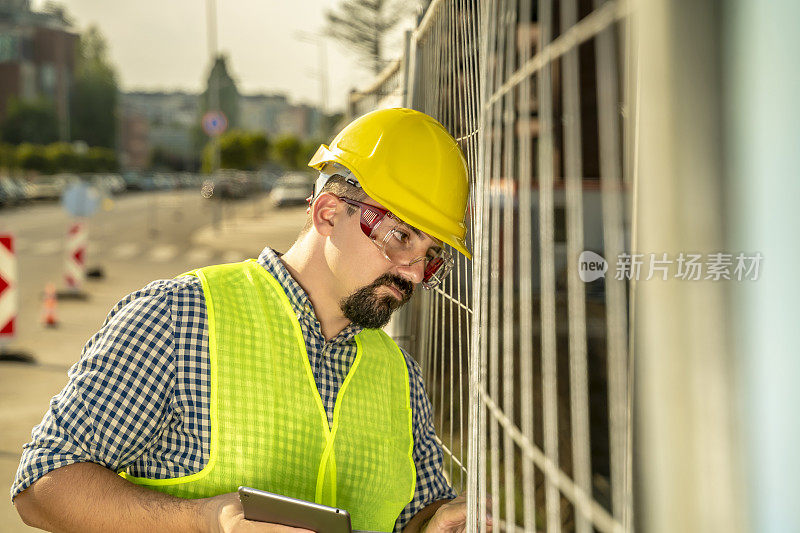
{"left": 308, "top": 108, "right": 471, "bottom": 259}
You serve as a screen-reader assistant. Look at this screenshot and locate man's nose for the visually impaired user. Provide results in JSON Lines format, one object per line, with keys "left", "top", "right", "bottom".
{"left": 395, "top": 261, "right": 425, "bottom": 285}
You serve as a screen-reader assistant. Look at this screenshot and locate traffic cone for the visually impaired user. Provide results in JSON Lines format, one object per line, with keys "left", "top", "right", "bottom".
{"left": 41, "top": 282, "right": 58, "bottom": 328}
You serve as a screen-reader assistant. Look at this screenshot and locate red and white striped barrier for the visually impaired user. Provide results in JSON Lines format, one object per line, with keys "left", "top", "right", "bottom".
{"left": 64, "top": 222, "right": 87, "bottom": 291}
{"left": 0, "top": 234, "right": 17, "bottom": 340}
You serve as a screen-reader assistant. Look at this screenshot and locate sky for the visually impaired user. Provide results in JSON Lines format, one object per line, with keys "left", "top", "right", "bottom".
{"left": 33, "top": 0, "right": 416, "bottom": 112}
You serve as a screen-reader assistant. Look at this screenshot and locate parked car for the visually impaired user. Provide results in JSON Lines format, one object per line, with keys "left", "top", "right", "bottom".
{"left": 152, "top": 173, "right": 175, "bottom": 190}
{"left": 122, "top": 171, "right": 144, "bottom": 191}
{"left": 177, "top": 173, "right": 199, "bottom": 190}
{"left": 0, "top": 176, "right": 28, "bottom": 207}
{"left": 201, "top": 171, "right": 252, "bottom": 200}
{"left": 27, "top": 174, "right": 78, "bottom": 201}
{"left": 269, "top": 173, "right": 313, "bottom": 207}
{"left": 107, "top": 174, "right": 126, "bottom": 194}
{"left": 86, "top": 174, "right": 117, "bottom": 197}
{"left": 0, "top": 177, "right": 13, "bottom": 207}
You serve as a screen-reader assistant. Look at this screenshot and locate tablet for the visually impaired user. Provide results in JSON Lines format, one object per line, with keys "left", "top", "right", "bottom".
{"left": 238, "top": 486, "right": 352, "bottom": 533}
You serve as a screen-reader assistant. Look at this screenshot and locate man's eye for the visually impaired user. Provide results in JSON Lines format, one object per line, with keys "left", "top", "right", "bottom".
{"left": 427, "top": 247, "right": 442, "bottom": 260}
{"left": 393, "top": 230, "right": 410, "bottom": 244}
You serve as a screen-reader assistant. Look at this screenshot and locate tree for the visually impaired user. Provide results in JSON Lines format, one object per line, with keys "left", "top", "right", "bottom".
{"left": 0, "top": 98, "right": 60, "bottom": 145}
{"left": 201, "top": 130, "right": 270, "bottom": 173}
{"left": 45, "top": 142, "right": 80, "bottom": 172}
{"left": 84, "top": 147, "right": 117, "bottom": 172}
{"left": 242, "top": 131, "right": 270, "bottom": 168}
{"left": 71, "top": 26, "right": 119, "bottom": 148}
{"left": 0, "top": 144, "right": 16, "bottom": 169}
{"left": 325, "top": 0, "right": 411, "bottom": 74}
{"left": 218, "top": 131, "right": 249, "bottom": 170}
{"left": 302, "top": 140, "right": 322, "bottom": 168}
{"left": 16, "top": 144, "right": 51, "bottom": 174}
{"left": 272, "top": 135, "right": 304, "bottom": 169}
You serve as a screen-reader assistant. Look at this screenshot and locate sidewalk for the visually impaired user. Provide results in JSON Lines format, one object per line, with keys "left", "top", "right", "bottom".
{"left": 191, "top": 201, "right": 308, "bottom": 256}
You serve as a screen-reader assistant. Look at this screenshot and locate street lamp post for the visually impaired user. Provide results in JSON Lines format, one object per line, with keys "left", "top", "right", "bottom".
{"left": 206, "top": 0, "right": 221, "bottom": 173}
{"left": 205, "top": 0, "right": 224, "bottom": 231}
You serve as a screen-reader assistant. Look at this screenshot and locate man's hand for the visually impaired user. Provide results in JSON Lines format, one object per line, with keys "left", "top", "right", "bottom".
{"left": 200, "top": 492, "right": 315, "bottom": 533}
{"left": 421, "top": 493, "right": 493, "bottom": 533}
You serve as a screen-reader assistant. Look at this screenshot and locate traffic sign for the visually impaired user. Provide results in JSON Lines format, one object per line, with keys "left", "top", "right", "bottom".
{"left": 64, "top": 222, "right": 87, "bottom": 291}
{"left": 0, "top": 235, "right": 17, "bottom": 339}
{"left": 202, "top": 111, "right": 228, "bottom": 137}
{"left": 62, "top": 182, "right": 100, "bottom": 217}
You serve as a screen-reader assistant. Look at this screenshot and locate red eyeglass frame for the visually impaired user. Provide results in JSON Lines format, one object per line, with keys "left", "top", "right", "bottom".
{"left": 333, "top": 195, "right": 448, "bottom": 284}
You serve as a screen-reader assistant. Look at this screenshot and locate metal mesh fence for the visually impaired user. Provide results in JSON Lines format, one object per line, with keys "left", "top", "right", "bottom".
{"left": 357, "top": 0, "right": 634, "bottom": 531}
{"left": 349, "top": 58, "right": 404, "bottom": 118}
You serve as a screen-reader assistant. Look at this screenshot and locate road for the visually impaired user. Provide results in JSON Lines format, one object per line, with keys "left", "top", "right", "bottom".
{"left": 0, "top": 189, "right": 307, "bottom": 531}
{"left": 1, "top": 190, "right": 279, "bottom": 360}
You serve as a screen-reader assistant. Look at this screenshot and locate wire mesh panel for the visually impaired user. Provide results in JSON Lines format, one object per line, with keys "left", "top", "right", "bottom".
{"left": 471, "top": 1, "right": 633, "bottom": 530}
{"left": 349, "top": 59, "right": 404, "bottom": 117}
{"left": 407, "top": 0, "right": 484, "bottom": 496}
{"left": 472, "top": 0, "right": 633, "bottom": 530}
{"left": 350, "top": 0, "right": 633, "bottom": 530}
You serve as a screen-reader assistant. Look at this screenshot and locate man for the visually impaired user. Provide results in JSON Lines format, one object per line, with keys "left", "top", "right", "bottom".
{"left": 12, "top": 108, "right": 489, "bottom": 532}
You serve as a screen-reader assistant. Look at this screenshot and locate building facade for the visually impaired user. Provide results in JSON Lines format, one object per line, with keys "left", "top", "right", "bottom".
{"left": 0, "top": 0, "right": 77, "bottom": 141}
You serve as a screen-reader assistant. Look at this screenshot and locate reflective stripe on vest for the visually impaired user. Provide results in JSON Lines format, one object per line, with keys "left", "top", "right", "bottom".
{"left": 121, "top": 260, "right": 416, "bottom": 531}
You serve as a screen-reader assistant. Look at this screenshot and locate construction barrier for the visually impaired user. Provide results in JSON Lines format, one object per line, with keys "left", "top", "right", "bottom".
{"left": 64, "top": 221, "right": 87, "bottom": 292}
{"left": 0, "top": 234, "right": 16, "bottom": 339}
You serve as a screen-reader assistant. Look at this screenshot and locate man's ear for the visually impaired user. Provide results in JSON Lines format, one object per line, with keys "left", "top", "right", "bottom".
{"left": 311, "top": 193, "right": 339, "bottom": 236}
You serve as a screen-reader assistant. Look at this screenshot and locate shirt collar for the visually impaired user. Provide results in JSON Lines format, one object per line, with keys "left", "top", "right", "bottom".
{"left": 256, "top": 246, "right": 362, "bottom": 342}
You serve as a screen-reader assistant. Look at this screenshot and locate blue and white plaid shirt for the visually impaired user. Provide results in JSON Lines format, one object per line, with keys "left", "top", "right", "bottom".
{"left": 11, "top": 247, "right": 456, "bottom": 531}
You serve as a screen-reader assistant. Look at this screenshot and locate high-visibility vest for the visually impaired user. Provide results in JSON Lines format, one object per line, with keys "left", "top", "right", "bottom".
{"left": 122, "top": 260, "right": 416, "bottom": 532}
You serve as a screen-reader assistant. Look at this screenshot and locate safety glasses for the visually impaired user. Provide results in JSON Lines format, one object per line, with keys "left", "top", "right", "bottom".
{"left": 335, "top": 196, "right": 453, "bottom": 289}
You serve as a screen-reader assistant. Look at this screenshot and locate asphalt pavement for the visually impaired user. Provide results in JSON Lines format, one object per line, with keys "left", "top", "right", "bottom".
{"left": 0, "top": 191, "right": 308, "bottom": 531}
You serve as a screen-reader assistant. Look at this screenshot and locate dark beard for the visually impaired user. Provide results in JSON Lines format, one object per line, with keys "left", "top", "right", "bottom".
{"left": 339, "top": 273, "right": 414, "bottom": 329}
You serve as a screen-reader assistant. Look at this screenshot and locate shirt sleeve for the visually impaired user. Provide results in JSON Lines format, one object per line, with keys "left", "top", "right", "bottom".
{"left": 10, "top": 279, "right": 181, "bottom": 501}
{"left": 395, "top": 350, "right": 458, "bottom": 532}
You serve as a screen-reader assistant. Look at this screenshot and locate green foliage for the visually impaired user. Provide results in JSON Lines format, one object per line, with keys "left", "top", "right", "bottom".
{"left": 0, "top": 97, "right": 60, "bottom": 145}
{"left": 0, "top": 143, "right": 17, "bottom": 169}
{"left": 301, "top": 140, "right": 321, "bottom": 168}
{"left": 272, "top": 135, "right": 305, "bottom": 169}
{"left": 202, "top": 130, "right": 270, "bottom": 173}
{"left": 45, "top": 142, "right": 80, "bottom": 172}
{"left": 0, "top": 142, "right": 116, "bottom": 174}
{"left": 16, "top": 144, "right": 51, "bottom": 173}
{"left": 243, "top": 132, "right": 269, "bottom": 165}
{"left": 71, "top": 26, "right": 118, "bottom": 148}
{"left": 201, "top": 142, "right": 215, "bottom": 175}
{"left": 219, "top": 131, "right": 249, "bottom": 170}
{"left": 271, "top": 136, "right": 319, "bottom": 170}
{"left": 84, "top": 146, "right": 117, "bottom": 172}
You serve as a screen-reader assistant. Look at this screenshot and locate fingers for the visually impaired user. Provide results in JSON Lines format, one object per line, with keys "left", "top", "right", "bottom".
{"left": 263, "top": 525, "right": 314, "bottom": 533}
{"left": 431, "top": 494, "right": 493, "bottom": 533}
{"left": 241, "top": 520, "right": 313, "bottom": 533}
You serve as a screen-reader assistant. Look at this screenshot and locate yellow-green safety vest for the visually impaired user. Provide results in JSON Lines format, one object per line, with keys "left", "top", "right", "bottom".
{"left": 121, "top": 260, "right": 416, "bottom": 532}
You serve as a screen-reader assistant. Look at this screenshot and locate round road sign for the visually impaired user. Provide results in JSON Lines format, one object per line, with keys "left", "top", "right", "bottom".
{"left": 62, "top": 182, "right": 101, "bottom": 218}
{"left": 202, "top": 111, "right": 228, "bottom": 136}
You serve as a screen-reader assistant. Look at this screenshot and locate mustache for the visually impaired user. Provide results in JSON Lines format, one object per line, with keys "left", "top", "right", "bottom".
{"left": 371, "top": 273, "right": 414, "bottom": 302}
